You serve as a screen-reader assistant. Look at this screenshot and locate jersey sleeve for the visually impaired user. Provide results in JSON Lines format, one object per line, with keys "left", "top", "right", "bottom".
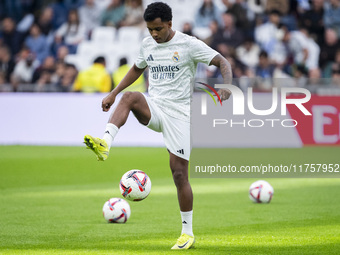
{"left": 135, "top": 40, "right": 148, "bottom": 69}
{"left": 189, "top": 37, "right": 219, "bottom": 65}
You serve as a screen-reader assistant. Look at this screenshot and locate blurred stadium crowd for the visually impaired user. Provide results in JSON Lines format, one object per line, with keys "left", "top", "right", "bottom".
{"left": 0, "top": 0, "right": 340, "bottom": 93}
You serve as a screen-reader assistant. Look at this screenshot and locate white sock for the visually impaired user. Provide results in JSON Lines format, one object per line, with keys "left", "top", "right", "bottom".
{"left": 180, "top": 210, "right": 193, "bottom": 237}
{"left": 102, "top": 123, "right": 118, "bottom": 149}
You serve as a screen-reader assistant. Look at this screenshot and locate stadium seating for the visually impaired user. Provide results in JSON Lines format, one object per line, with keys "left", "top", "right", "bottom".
{"left": 65, "top": 26, "right": 144, "bottom": 72}
{"left": 91, "top": 26, "right": 117, "bottom": 43}
{"left": 63, "top": 0, "right": 207, "bottom": 72}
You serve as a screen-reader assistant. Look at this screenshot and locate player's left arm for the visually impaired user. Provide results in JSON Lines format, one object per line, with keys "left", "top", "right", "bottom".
{"left": 209, "top": 54, "right": 232, "bottom": 101}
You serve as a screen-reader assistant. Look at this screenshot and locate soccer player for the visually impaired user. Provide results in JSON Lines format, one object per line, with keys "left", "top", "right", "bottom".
{"left": 84, "top": 2, "right": 232, "bottom": 250}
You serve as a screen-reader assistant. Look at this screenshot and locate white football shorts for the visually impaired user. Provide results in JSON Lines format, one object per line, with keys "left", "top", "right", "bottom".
{"left": 142, "top": 94, "right": 191, "bottom": 161}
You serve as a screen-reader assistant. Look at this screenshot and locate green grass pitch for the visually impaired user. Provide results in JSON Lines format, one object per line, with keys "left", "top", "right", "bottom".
{"left": 0, "top": 146, "right": 340, "bottom": 254}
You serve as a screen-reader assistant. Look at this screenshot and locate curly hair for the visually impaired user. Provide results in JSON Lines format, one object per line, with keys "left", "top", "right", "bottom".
{"left": 143, "top": 2, "right": 172, "bottom": 22}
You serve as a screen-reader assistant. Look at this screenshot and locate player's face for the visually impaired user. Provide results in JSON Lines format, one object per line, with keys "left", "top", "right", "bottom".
{"left": 146, "top": 18, "right": 172, "bottom": 43}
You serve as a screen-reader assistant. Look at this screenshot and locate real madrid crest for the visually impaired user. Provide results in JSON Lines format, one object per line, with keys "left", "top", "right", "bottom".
{"left": 172, "top": 51, "right": 179, "bottom": 62}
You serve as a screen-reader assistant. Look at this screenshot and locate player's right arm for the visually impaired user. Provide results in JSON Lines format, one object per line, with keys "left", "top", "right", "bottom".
{"left": 102, "top": 64, "right": 146, "bottom": 112}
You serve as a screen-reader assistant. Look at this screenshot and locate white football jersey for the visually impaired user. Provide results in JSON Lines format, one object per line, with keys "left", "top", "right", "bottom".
{"left": 135, "top": 31, "right": 219, "bottom": 121}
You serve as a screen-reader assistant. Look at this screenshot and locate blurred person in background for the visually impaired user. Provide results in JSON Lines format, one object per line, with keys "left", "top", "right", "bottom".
{"left": 79, "top": 0, "right": 102, "bottom": 37}
{"left": 51, "top": 60, "right": 66, "bottom": 85}
{"left": 211, "top": 12, "right": 244, "bottom": 50}
{"left": 73, "top": 56, "right": 112, "bottom": 93}
{"left": 292, "top": 64, "right": 309, "bottom": 87}
{"left": 101, "top": 0, "right": 126, "bottom": 27}
{"left": 0, "top": 17, "right": 25, "bottom": 57}
{"left": 51, "top": 60, "right": 66, "bottom": 90}
{"left": 0, "top": 46, "right": 15, "bottom": 84}
{"left": 48, "top": 0, "right": 68, "bottom": 30}
{"left": 0, "top": 44, "right": 15, "bottom": 91}
{"left": 223, "top": 0, "right": 252, "bottom": 37}
{"left": 324, "top": 0, "right": 340, "bottom": 38}
{"left": 194, "top": 0, "right": 223, "bottom": 28}
{"left": 255, "top": 50, "right": 275, "bottom": 78}
{"left": 319, "top": 28, "right": 340, "bottom": 71}
{"left": 254, "top": 10, "right": 282, "bottom": 55}
{"left": 120, "top": 0, "right": 144, "bottom": 27}
{"left": 247, "top": 0, "right": 266, "bottom": 19}
{"left": 254, "top": 50, "right": 276, "bottom": 91}
{"left": 331, "top": 62, "right": 340, "bottom": 86}
{"left": 34, "top": 70, "right": 54, "bottom": 91}
{"left": 32, "top": 56, "right": 56, "bottom": 83}
{"left": 56, "top": 45, "right": 70, "bottom": 62}
{"left": 227, "top": 55, "right": 247, "bottom": 80}
{"left": 203, "top": 19, "right": 219, "bottom": 46}
{"left": 113, "top": 57, "right": 146, "bottom": 92}
{"left": 282, "top": 26, "right": 320, "bottom": 73}
{"left": 323, "top": 48, "right": 340, "bottom": 78}
{"left": 57, "top": 63, "right": 78, "bottom": 92}
{"left": 54, "top": 9, "right": 86, "bottom": 54}
{"left": 308, "top": 67, "right": 322, "bottom": 86}
{"left": 236, "top": 37, "right": 260, "bottom": 69}
{"left": 265, "top": 0, "right": 297, "bottom": 30}
{"left": 36, "top": 7, "right": 54, "bottom": 36}
{"left": 10, "top": 48, "right": 39, "bottom": 91}
{"left": 181, "top": 22, "right": 193, "bottom": 36}
{"left": 296, "top": 0, "right": 312, "bottom": 13}
{"left": 25, "top": 23, "right": 49, "bottom": 64}
{"left": 300, "top": 0, "right": 325, "bottom": 45}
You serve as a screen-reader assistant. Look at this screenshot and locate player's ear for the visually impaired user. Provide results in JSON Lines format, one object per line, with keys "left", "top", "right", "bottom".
{"left": 168, "top": 20, "right": 172, "bottom": 29}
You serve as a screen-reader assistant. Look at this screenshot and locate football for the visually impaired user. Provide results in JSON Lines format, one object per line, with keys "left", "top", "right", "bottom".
{"left": 119, "top": 169, "right": 151, "bottom": 201}
{"left": 102, "top": 198, "right": 131, "bottom": 223}
{"left": 249, "top": 180, "right": 274, "bottom": 203}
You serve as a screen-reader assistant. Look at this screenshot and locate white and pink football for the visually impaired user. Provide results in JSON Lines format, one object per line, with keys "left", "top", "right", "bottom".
{"left": 249, "top": 180, "right": 274, "bottom": 203}
{"left": 119, "top": 170, "right": 151, "bottom": 201}
{"left": 102, "top": 198, "right": 131, "bottom": 223}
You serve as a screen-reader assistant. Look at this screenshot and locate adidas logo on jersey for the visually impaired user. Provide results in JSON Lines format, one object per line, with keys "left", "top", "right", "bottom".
{"left": 177, "top": 149, "right": 184, "bottom": 155}
{"left": 147, "top": 54, "right": 154, "bottom": 61}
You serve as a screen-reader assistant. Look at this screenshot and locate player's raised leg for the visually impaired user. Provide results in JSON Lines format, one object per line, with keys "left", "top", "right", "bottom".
{"left": 169, "top": 153, "right": 195, "bottom": 250}
{"left": 109, "top": 91, "right": 151, "bottom": 127}
{"left": 84, "top": 92, "right": 151, "bottom": 161}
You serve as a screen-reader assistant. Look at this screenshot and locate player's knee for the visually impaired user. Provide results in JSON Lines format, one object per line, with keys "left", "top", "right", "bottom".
{"left": 172, "top": 169, "right": 188, "bottom": 187}
{"left": 121, "top": 92, "right": 139, "bottom": 107}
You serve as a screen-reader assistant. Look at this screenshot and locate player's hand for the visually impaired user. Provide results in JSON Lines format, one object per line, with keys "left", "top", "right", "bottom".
{"left": 102, "top": 93, "right": 116, "bottom": 112}
{"left": 217, "top": 88, "right": 232, "bottom": 101}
